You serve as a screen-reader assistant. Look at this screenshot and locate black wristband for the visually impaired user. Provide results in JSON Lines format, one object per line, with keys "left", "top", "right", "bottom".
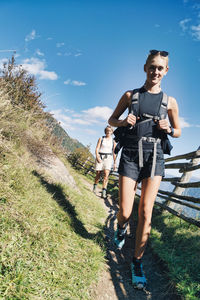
{"left": 168, "top": 126, "right": 174, "bottom": 137}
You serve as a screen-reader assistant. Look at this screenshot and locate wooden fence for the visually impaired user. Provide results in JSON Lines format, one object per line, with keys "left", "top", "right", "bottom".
{"left": 68, "top": 146, "right": 200, "bottom": 227}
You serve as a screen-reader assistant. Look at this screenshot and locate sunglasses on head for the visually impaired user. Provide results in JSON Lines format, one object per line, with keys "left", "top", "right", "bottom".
{"left": 149, "top": 49, "right": 169, "bottom": 57}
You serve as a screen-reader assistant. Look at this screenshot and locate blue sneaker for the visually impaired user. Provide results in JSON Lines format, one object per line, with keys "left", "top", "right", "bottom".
{"left": 131, "top": 258, "right": 147, "bottom": 289}
{"left": 114, "top": 223, "right": 128, "bottom": 249}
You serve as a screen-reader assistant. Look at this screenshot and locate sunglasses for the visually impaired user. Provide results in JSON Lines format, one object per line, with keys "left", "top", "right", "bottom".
{"left": 149, "top": 49, "right": 169, "bottom": 57}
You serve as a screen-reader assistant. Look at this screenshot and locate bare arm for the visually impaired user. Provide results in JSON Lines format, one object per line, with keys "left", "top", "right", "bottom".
{"left": 112, "top": 141, "right": 117, "bottom": 170}
{"left": 108, "top": 91, "right": 137, "bottom": 127}
{"left": 95, "top": 138, "right": 102, "bottom": 163}
{"left": 157, "top": 96, "right": 181, "bottom": 138}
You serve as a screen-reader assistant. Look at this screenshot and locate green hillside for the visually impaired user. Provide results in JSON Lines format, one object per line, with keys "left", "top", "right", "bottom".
{"left": 46, "top": 115, "right": 85, "bottom": 153}
{"left": 0, "top": 57, "right": 106, "bottom": 299}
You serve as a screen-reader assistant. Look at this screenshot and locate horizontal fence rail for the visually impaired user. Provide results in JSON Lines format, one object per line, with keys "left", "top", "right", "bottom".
{"left": 68, "top": 146, "right": 200, "bottom": 227}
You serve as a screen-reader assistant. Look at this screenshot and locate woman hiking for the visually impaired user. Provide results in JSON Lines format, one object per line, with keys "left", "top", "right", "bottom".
{"left": 108, "top": 50, "right": 181, "bottom": 289}
{"left": 93, "top": 125, "right": 117, "bottom": 198}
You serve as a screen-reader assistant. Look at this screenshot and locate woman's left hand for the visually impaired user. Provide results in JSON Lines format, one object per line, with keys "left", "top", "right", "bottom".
{"left": 157, "top": 119, "right": 171, "bottom": 134}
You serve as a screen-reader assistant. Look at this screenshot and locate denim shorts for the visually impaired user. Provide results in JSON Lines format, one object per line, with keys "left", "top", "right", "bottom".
{"left": 118, "top": 147, "right": 165, "bottom": 183}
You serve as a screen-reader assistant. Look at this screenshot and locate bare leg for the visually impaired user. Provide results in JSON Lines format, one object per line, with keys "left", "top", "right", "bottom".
{"left": 117, "top": 175, "right": 137, "bottom": 227}
{"left": 134, "top": 176, "right": 162, "bottom": 259}
{"left": 102, "top": 169, "right": 110, "bottom": 189}
{"left": 94, "top": 171, "right": 101, "bottom": 185}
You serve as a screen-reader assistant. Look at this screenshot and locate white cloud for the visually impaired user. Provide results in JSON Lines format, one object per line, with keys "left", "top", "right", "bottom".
{"left": 179, "top": 117, "right": 191, "bottom": 128}
{"left": 72, "top": 80, "right": 86, "bottom": 86}
{"left": 25, "top": 30, "right": 37, "bottom": 42}
{"left": 39, "top": 70, "right": 58, "bottom": 80}
{"left": 51, "top": 109, "right": 75, "bottom": 131}
{"left": 0, "top": 58, "right": 9, "bottom": 69}
{"left": 58, "top": 49, "right": 82, "bottom": 57}
{"left": 50, "top": 106, "right": 114, "bottom": 154}
{"left": 64, "top": 108, "right": 75, "bottom": 114}
{"left": 179, "top": 18, "right": 191, "bottom": 32}
{"left": 64, "top": 79, "right": 71, "bottom": 85}
{"left": 64, "top": 79, "right": 86, "bottom": 86}
{"left": 56, "top": 42, "right": 65, "bottom": 48}
{"left": 191, "top": 24, "right": 200, "bottom": 40}
{"left": 35, "top": 49, "right": 44, "bottom": 56}
{"left": 72, "top": 113, "right": 82, "bottom": 117}
{"left": 178, "top": 116, "right": 200, "bottom": 128}
{"left": 73, "top": 119, "right": 91, "bottom": 125}
{"left": 21, "top": 57, "right": 58, "bottom": 80}
{"left": 64, "top": 52, "right": 72, "bottom": 56}
{"left": 51, "top": 105, "right": 113, "bottom": 132}
{"left": 82, "top": 106, "right": 113, "bottom": 121}
{"left": 84, "top": 129, "right": 98, "bottom": 135}
{"left": 0, "top": 49, "right": 16, "bottom": 53}
{"left": 0, "top": 58, "right": 9, "bottom": 64}
{"left": 74, "top": 53, "right": 82, "bottom": 57}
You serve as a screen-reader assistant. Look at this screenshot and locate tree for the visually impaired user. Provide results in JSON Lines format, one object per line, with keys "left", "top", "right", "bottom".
{"left": 68, "top": 145, "right": 94, "bottom": 168}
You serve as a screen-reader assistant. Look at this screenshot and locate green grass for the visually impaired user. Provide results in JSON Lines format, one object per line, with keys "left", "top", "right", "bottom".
{"left": 0, "top": 68, "right": 107, "bottom": 299}
{"left": 70, "top": 164, "right": 200, "bottom": 300}
{"left": 0, "top": 151, "right": 107, "bottom": 299}
{"left": 150, "top": 207, "right": 200, "bottom": 300}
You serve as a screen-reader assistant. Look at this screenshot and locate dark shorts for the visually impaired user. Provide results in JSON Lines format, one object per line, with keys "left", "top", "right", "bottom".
{"left": 118, "top": 147, "right": 165, "bottom": 183}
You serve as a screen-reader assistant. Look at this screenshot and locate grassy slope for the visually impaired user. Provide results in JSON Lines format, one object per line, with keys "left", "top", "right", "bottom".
{"left": 0, "top": 96, "right": 106, "bottom": 299}
{"left": 0, "top": 148, "right": 106, "bottom": 299}
{"left": 150, "top": 207, "right": 200, "bottom": 300}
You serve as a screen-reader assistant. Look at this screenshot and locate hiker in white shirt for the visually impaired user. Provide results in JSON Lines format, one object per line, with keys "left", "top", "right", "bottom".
{"left": 93, "top": 125, "right": 116, "bottom": 198}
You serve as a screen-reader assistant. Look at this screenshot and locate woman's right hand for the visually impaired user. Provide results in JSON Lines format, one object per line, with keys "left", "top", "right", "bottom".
{"left": 123, "top": 113, "right": 137, "bottom": 127}
{"left": 96, "top": 155, "right": 102, "bottom": 163}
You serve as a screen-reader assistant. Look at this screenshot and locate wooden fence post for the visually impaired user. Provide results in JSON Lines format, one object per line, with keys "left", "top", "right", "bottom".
{"left": 82, "top": 156, "right": 90, "bottom": 168}
{"left": 166, "top": 146, "right": 200, "bottom": 208}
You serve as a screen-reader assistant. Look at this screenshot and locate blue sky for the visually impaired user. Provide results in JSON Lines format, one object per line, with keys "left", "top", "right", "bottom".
{"left": 0, "top": 0, "right": 200, "bottom": 176}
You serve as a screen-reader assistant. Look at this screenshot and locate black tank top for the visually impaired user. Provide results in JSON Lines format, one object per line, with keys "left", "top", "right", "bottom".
{"left": 139, "top": 89, "right": 163, "bottom": 117}
{"left": 124, "top": 88, "right": 164, "bottom": 149}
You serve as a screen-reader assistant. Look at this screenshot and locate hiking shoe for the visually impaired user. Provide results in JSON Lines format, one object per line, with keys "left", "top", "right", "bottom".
{"left": 131, "top": 258, "right": 147, "bottom": 289}
{"left": 101, "top": 188, "right": 107, "bottom": 198}
{"left": 93, "top": 184, "right": 97, "bottom": 194}
{"left": 114, "top": 223, "right": 128, "bottom": 249}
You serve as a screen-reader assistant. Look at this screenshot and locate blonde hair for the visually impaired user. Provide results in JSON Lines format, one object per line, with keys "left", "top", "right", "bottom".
{"left": 145, "top": 51, "right": 169, "bottom": 67}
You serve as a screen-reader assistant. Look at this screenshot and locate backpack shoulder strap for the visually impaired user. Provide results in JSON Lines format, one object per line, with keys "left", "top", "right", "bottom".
{"left": 112, "top": 137, "right": 114, "bottom": 151}
{"left": 159, "top": 92, "right": 168, "bottom": 120}
{"left": 129, "top": 88, "right": 140, "bottom": 117}
{"left": 100, "top": 136, "right": 104, "bottom": 148}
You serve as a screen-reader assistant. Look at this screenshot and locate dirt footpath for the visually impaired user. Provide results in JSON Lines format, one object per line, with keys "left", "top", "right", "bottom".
{"left": 92, "top": 187, "right": 179, "bottom": 300}
{"left": 36, "top": 153, "right": 179, "bottom": 300}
